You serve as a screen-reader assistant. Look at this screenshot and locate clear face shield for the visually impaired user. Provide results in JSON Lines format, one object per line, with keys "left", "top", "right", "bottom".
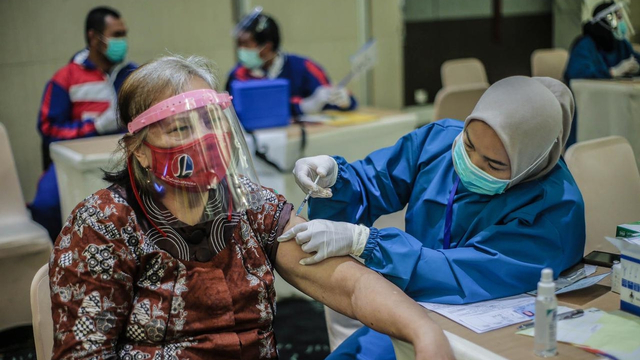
{"left": 231, "top": 6, "right": 263, "bottom": 38}
{"left": 591, "top": 2, "right": 635, "bottom": 40}
{"left": 128, "top": 89, "right": 264, "bottom": 228}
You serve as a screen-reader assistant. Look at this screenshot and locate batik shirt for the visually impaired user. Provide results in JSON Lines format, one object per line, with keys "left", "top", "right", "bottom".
{"left": 49, "top": 181, "right": 292, "bottom": 360}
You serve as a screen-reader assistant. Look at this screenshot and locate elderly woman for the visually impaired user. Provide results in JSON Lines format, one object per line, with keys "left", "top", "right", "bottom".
{"left": 283, "top": 76, "right": 586, "bottom": 358}
{"left": 49, "top": 55, "right": 453, "bottom": 360}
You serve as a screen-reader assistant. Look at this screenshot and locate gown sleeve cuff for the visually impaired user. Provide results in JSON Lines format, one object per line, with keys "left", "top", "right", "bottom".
{"left": 332, "top": 156, "right": 349, "bottom": 188}
{"left": 360, "top": 227, "right": 380, "bottom": 261}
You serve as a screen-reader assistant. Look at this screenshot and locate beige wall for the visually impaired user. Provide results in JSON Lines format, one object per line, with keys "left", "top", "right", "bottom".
{"left": 0, "top": 0, "right": 403, "bottom": 202}
{"left": 631, "top": 1, "right": 640, "bottom": 44}
{"left": 243, "top": 0, "right": 404, "bottom": 109}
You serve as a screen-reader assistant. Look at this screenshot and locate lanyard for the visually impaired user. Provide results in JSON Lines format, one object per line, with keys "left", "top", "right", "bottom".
{"left": 443, "top": 176, "right": 460, "bottom": 250}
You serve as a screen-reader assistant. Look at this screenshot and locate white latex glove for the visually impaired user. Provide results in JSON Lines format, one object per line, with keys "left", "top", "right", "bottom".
{"left": 278, "top": 219, "right": 370, "bottom": 265}
{"left": 610, "top": 57, "right": 640, "bottom": 77}
{"left": 293, "top": 155, "right": 338, "bottom": 198}
{"left": 299, "top": 85, "right": 333, "bottom": 114}
{"left": 94, "top": 101, "right": 120, "bottom": 134}
{"left": 328, "top": 87, "right": 351, "bottom": 109}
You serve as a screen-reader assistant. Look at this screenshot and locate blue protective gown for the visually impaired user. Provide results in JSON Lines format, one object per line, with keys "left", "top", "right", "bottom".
{"left": 310, "top": 119, "right": 585, "bottom": 303}
{"left": 563, "top": 36, "right": 640, "bottom": 149}
{"left": 564, "top": 36, "right": 640, "bottom": 83}
{"left": 315, "top": 119, "right": 585, "bottom": 359}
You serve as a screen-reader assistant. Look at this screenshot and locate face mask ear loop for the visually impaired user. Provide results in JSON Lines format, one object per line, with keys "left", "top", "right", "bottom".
{"left": 128, "top": 156, "right": 167, "bottom": 237}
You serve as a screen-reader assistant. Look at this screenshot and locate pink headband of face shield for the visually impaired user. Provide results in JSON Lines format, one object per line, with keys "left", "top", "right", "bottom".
{"left": 128, "top": 89, "right": 233, "bottom": 134}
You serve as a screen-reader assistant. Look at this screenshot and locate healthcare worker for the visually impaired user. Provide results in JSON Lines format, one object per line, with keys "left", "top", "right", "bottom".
{"left": 565, "top": 1, "right": 639, "bottom": 82}
{"left": 226, "top": 8, "right": 357, "bottom": 116}
{"left": 279, "top": 76, "right": 586, "bottom": 359}
{"left": 564, "top": 1, "right": 640, "bottom": 146}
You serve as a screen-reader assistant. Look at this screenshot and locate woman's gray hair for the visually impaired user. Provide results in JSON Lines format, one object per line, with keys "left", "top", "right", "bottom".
{"left": 118, "top": 54, "right": 219, "bottom": 126}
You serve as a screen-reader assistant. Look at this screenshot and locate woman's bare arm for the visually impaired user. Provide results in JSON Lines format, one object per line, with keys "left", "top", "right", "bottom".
{"left": 275, "top": 215, "right": 454, "bottom": 360}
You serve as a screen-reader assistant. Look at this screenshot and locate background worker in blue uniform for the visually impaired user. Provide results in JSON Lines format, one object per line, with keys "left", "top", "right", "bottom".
{"left": 279, "top": 76, "right": 586, "bottom": 359}
{"left": 31, "top": 6, "right": 137, "bottom": 240}
{"left": 564, "top": 1, "right": 639, "bottom": 147}
{"left": 226, "top": 9, "right": 357, "bottom": 116}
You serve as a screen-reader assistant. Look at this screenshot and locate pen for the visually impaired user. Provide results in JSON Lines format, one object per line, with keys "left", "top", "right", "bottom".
{"left": 517, "top": 309, "right": 584, "bottom": 330}
{"left": 574, "top": 345, "right": 620, "bottom": 360}
{"left": 295, "top": 176, "right": 320, "bottom": 216}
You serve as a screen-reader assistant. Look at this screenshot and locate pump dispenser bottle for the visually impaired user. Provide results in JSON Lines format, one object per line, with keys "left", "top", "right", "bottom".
{"left": 534, "top": 268, "right": 557, "bottom": 357}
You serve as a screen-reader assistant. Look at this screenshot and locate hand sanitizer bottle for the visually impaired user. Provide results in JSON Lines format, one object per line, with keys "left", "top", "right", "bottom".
{"left": 534, "top": 268, "right": 557, "bottom": 357}
{"left": 612, "top": 260, "right": 622, "bottom": 294}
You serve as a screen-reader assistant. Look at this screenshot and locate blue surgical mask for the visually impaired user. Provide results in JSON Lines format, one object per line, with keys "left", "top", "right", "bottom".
{"left": 103, "top": 37, "right": 128, "bottom": 63}
{"left": 452, "top": 135, "right": 509, "bottom": 195}
{"left": 237, "top": 47, "right": 264, "bottom": 69}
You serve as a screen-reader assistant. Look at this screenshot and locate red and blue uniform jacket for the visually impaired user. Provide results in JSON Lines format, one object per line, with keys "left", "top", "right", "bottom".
{"left": 226, "top": 53, "right": 357, "bottom": 116}
{"left": 37, "top": 49, "right": 137, "bottom": 170}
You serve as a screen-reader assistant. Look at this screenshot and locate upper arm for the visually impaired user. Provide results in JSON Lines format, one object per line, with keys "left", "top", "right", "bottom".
{"left": 303, "top": 59, "right": 330, "bottom": 93}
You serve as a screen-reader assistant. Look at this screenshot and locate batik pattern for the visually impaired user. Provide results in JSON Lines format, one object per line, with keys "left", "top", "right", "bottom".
{"left": 50, "top": 183, "right": 291, "bottom": 359}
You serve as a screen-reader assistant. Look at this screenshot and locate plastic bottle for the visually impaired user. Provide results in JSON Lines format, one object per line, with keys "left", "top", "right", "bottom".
{"left": 534, "top": 268, "right": 558, "bottom": 357}
{"left": 612, "top": 260, "right": 622, "bottom": 294}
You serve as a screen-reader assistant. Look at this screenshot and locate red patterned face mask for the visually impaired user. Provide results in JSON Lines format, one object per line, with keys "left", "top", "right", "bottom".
{"left": 144, "top": 133, "right": 232, "bottom": 192}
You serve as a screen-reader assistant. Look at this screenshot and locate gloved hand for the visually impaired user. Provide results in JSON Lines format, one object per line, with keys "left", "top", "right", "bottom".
{"left": 300, "top": 85, "right": 333, "bottom": 114}
{"left": 292, "top": 155, "right": 338, "bottom": 198}
{"left": 610, "top": 57, "right": 640, "bottom": 77}
{"left": 94, "top": 101, "right": 120, "bottom": 134}
{"left": 278, "top": 219, "right": 370, "bottom": 265}
{"left": 328, "top": 87, "right": 351, "bottom": 109}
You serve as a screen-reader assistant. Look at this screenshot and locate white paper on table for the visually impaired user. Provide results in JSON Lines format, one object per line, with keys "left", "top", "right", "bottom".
{"left": 555, "top": 271, "right": 611, "bottom": 294}
{"left": 420, "top": 294, "right": 573, "bottom": 333}
{"left": 528, "top": 264, "right": 599, "bottom": 295}
{"left": 517, "top": 308, "right": 640, "bottom": 360}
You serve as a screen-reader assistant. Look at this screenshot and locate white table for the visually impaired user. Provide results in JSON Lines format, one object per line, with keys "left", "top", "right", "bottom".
{"left": 50, "top": 135, "right": 121, "bottom": 224}
{"left": 571, "top": 79, "right": 640, "bottom": 166}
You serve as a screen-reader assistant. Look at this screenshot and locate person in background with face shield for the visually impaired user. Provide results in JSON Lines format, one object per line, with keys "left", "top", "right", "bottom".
{"left": 225, "top": 9, "right": 357, "bottom": 116}
{"left": 563, "top": 1, "right": 639, "bottom": 148}
{"left": 281, "top": 76, "right": 586, "bottom": 359}
{"left": 565, "top": 1, "right": 640, "bottom": 83}
{"left": 31, "top": 6, "right": 137, "bottom": 241}
{"left": 48, "top": 55, "right": 454, "bottom": 360}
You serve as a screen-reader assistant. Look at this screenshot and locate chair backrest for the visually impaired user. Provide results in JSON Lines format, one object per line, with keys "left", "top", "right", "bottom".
{"left": 564, "top": 136, "right": 640, "bottom": 255}
{"left": 31, "top": 264, "right": 53, "bottom": 360}
{"left": 440, "top": 58, "right": 489, "bottom": 88}
{"left": 531, "top": 48, "right": 569, "bottom": 80}
{"left": 0, "top": 122, "right": 29, "bottom": 225}
{"left": 433, "top": 83, "right": 488, "bottom": 122}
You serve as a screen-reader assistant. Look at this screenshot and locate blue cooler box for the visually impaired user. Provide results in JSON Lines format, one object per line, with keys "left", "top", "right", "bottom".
{"left": 230, "top": 79, "right": 291, "bottom": 131}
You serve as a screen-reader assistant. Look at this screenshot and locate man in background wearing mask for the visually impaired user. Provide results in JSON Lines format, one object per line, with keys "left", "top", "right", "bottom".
{"left": 31, "top": 6, "right": 137, "bottom": 240}
{"left": 226, "top": 10, "right": 357, "bottom": 116}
